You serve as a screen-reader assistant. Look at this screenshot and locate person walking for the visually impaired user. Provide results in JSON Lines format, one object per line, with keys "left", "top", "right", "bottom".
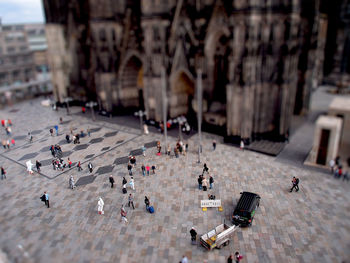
{"left": 203, "top": 163, "right": 209, "bottom": 175}
{"left": 129, "top": 176, "right": 135, "bottom": 190}
{"left": 44, "top": 192, "right": 50, "bottom": 208}
{"left": 141, "top": 164, "right": 146, "bottom": 176}
{"left": 68, "top": 158, "right": 72, "bottom": 168}
{"left": 11, "top": 138, "right": 15, "bottom": 146}
{"left": 88, "top": 162, "right": 93, "bottom": 173}
{"left": 122, "top": 177, "right": 127, "bottom": 186}
{"left": 227, "top": 254, "right": 234, "bottom": 263}
{"left": 213, "top": 140, "right": 216, "bottom": 151}
{"left": 290, "top": 177, "right": 299, "bottom": 192}
{"left": 127, "top": 163, "right": 133, "bottom": 175}
{"left": 54, "top": 125, "right": 59, "bottom": 136}
{"left": 329, "top": 159, "right": 335, "bottom": 174}
{"left": 181, "top": 256, "right": 188, "bottom": 263}
{"left": 87, "top": 127, "right": 91, "bottom": 137}
{"left": 209, "top": 175, "right": 214, "bottom": 189}
{"left": 77, "top": 161, "right": 83, "bottom": 171}
{"left": 1, "top": 167, "right": 6, "bottom": 180}
{"left": 35, "top": 160, "right": 42, "bottom": 173}
{"left": 151, "top": 165, "right": 156, "bottom": 174}
{"left": 97, "top": 197, "right": 104, "bottom": 215}
{"left": 235, "top": 251, "right": 243, "bottom": 263}
{"left": 128, "top": 193, "right": 135, "bottom": 209}
{"left": 146, "top": 165, "right": 150, "bottom": 176}
{"left": 69, "top": 175, "right": 76, "bottom": 189}
{"left": 49, "top": 128, "right": 53, "bottom": 136}
{"left": 190, "top": 227, "right": 197, "bottom": 244}
{"left": 121, "top": 205, "right": 128, "bottom": 223}
{"left": 144, "top": 196, "right": 150, "bottom": 211}
{"left": 109, "top": 175, "right": 115, "bottom": 188}
{"left": 167, "top": 145, "right": 171, "bottom": 156}
{"left": 28, "top": 132, "right": 33, "bottom": 143}
{"left": 141, "top": 146, "right": 146, "bottom": 157}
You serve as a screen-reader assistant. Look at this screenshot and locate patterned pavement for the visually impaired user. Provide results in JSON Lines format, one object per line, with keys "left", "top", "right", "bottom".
{"left": 0, "top": 98, "right": 349, "bottom": 263}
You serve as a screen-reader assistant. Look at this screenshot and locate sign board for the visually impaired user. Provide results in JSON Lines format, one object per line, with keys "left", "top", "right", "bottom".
{"left": 201, "top": 199, "right": 221, "bottom": 208}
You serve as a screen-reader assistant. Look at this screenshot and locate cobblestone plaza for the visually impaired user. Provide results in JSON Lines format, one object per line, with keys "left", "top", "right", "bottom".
{"left": 0, "top": 99, "right": 349, "bottom": 263}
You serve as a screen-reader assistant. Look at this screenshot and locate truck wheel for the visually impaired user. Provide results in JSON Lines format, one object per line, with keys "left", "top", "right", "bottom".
{"left": 224, "top": 240, "right": 230, "bottom": 246}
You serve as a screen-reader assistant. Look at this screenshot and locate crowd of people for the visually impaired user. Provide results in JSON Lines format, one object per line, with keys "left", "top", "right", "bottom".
{"left": 329, "top": 156, "right": 349, "bottom": 181}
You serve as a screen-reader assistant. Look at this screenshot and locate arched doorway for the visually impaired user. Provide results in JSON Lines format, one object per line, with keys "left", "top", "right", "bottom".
{"left": 169, "top": 70, "right": 195, "bottom": 119}
{"left": 120, "top": 55, "right": 143, "bottom": 110}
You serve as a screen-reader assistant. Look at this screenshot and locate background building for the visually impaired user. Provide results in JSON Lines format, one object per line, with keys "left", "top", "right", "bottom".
{"left": 43, "top": 0, "right": 330, "bottom": 144}
{"left": 0, "top": 20, "right": 51, "bottom": 107}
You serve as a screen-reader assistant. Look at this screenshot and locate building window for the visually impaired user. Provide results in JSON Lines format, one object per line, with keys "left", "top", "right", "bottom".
{"left": 99, "top": 28, "right": 106, "bottom": 41}
{"left": 11, "top": 57, "right": 17, "bottom": 64}
{"left": 7, "top": 47, "right": 15, "bottom": 53}
{"left": 20, "top": 46, "right": 27, "bottom": 51}
{"left": 17, "top": 36, "right": 25, "bottom": 42}
{"left": 5, "top": 36, "right": 14, "bottom": 42}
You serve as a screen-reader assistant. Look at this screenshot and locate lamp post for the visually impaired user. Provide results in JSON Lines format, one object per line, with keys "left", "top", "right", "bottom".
{"left": 64, "top": 97, "right": 73, "bottom": 115}
{"left": 161, "top": 66, "right": 168, "bottom": 153}
{"left": 134, "top": 110, "right": 147, "bottom": 135}
{"left": 86, "top": 101, "right": 98, "bottom": 121}
{"left": 176, "top": 116, "right": 186, "bottom": 141}
{"left": 196, "top": 69, "right": 203, "bottom": 163}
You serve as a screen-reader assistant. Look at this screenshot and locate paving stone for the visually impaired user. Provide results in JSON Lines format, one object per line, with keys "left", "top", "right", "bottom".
{"left": 13, "top": 135, "right": 26, "bottom": 140}
{"left": 101, "top": 147, "right": 110, "bottom": 151}
{"left": 116, "top": 140, "right": 124, "bottom": 144}
{"left": 18, "top": 152, "right": 39, "bottom": 161}
{"left": 104, "top": 131, "right": 118, "bottom": 137}
{"left": 90, "top": 127, "right": 101, "bottom": 133}
{"left": 75, "top": 175, "right": 96, "bottom": 186}
{"left": 85, "top": 154, "right": 95, "bottom": 159}
{"left": 73, "top": 144, "right": 89, "bottom": 151}
{"left": 144, "top": 141, "right": 158, "bottom": 148}
{"left": 114, "top": 156, "right": 129, "bottom": 165}
{"left": 89, "top": 138, "right": 104, "bottom": 144}
{"left": 129, "top": 149, "right": 143, "bottom": 156}
{"left": 31, "top": 130, "right": 42, "bottom": 135}
{"left": 40, "top": 158, "right": 53, "bottom": 167}
{"left": 96, "top": 165, "right": 114, "bottom": 175}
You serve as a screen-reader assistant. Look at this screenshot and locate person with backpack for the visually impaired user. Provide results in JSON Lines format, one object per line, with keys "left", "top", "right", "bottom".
{"left": 88, "top": 162, "right": 93, "bottom": 173}
{"left": 209, "top": 175, "right": 214, "bottom": 189}
{"left": 122, "top": 177, "right": 127, "bottom": 186}
{"left": 144, "top": 196, "right": 150, "bottom": 211}
{"left": 35, "top": 160, "right": 42, "bottom": 172}
{"left": 290, "top": 177, "right": 299, "bottom": 192}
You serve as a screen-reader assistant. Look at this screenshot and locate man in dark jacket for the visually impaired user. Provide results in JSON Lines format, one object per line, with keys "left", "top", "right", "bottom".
{"left": 109, "top": 175, "right": 115, "bottom": 188}
{"left": 190, "top": 227, "right": 197, "bottom": 243}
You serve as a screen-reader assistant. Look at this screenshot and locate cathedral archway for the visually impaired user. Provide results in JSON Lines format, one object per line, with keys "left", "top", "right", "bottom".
{"left": 120, "top": 55, "right": 143, "bottom": 109}
{"left": 169, "top": 69, "right": 195, "bottom": 119}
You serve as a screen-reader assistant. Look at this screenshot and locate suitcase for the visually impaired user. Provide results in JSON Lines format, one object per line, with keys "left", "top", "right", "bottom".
{"left": 148, "top": 206, "right": 154, "bottom": 213}
{"left": 122, "top": 188, "right": 127, "bottom": 194}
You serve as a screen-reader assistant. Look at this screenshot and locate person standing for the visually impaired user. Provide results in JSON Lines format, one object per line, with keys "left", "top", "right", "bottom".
{"left": 144, "top": 196, "right": 150, "bottom": 210}
{"left": 141, "top": 164, "right": 146, "bottom": 176}
{"left": 213, "top": 140, "right": 216, "bottom": 151}
{"left": 49, "top": 128, "right": 53, "bottom": 136}
{"left": 87, "top": 127, "right": 91, "bottom": 137}
{"left": 121, "top": 205, "right": 128, "bottom": 223}
{"left": 77, "top": 161, "right": 83, "bottom": 171}
{"left": 69, "top": 175, "right": 76, "bottom": 189}
{"left": 329, "top": 159, "right": 335, "bottom": 174}
{"left": 190, "top": 227, "right": 197, "bottom": 244}
{"left": 209, "top": 175, "right": 214, "bottom": 189}
{"left": 142, "top": 146, "right": 146, "bottom": 157}
{"left": 290, "top": 177, "right": 299, "bottom": 192}
{"left": 128, "top": 194, "right": 135, "bottom": 209}
{"left": 227, "top": 254, "right": 233, "bottom": 263}
{"left": 181, "top": 256, "right": 188, "bottom": 263}
{"left": 109, "top": 175, "right": 115, "bottom": 188}
{"left": 129, "top": 176, "right": 135, "bottom": 190}
{"left": 1, "top": 167, "right": 6, "bottom": 180}
{"left": 151, "top": 165, "right": 156, "bottom": 174}
{"left": 44, "top": 192, "right": 50, "bottom": 208}
{"left": 202, "top": 176, "right": 208, "bottom": 191}
{"left": 203, "top": 163, "right": 209, "bottom": 175}
{"left": 146, "top": 165, "right": 150, "bottom": 176}
{"left": 54, "top": 125, "right": 59, "bottom": 136}
{"left": 240, "top": 140, "right": 245, "bottom": 151}
{"left": 88, "top": 162, "right": 93, "bottom": 173}
{"left": 11, "top": 139, "right": 15, "bottom": 146}
{"left": 198, "top": 175, "right": 203, "bottom": 190}
{"left": 97, "top": 197, "right": 104, "bottom": 215}
{"left": 167, "top": 145, "right": 171, "bottom": 156}
{"left": 68, "top": 158, "right": 72, "bottom": 168}
{"left": 127, "top": 163, "right": 133, "bottom": 175}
